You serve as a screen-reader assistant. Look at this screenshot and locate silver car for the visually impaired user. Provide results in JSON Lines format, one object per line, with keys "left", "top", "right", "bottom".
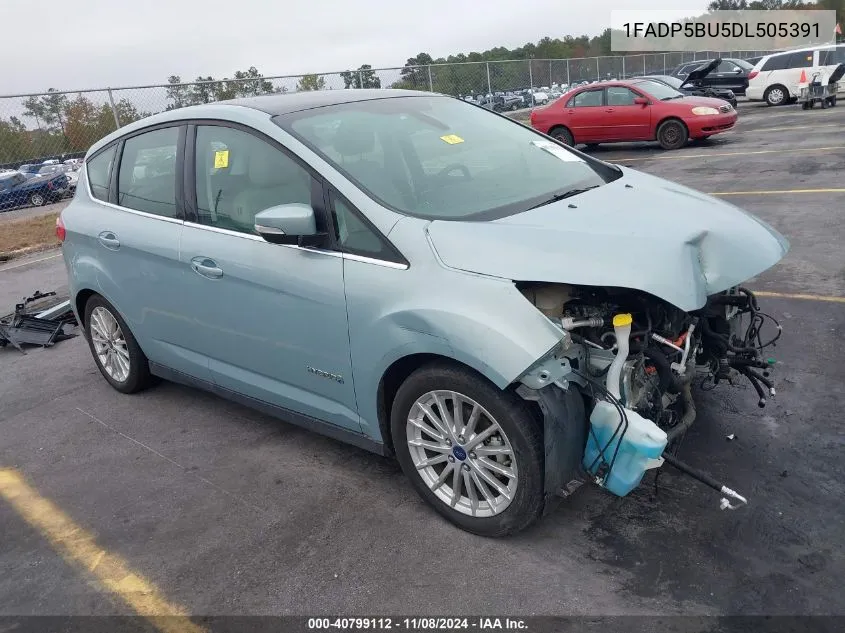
{"left": 59, "top": 89, "right": 788, "bottom": 536}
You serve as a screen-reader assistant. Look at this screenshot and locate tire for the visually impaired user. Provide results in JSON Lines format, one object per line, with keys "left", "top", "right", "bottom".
{"left": 83, "top": 295, "right": 154, "bottom": 394}
{"left": 391, "top": 361, "right": 544, "bottom": 537}
{"left": 764, "top": 84, "right": 788, "bottom": 106}
{"left": 29, "top": 192, "right": 46, "bottom": 206}
{"left": 801, "top": 102, "right": 810, "bottom": 110}
{"left": 549, "top": 126, "right": 574, "bottom": 146}
{"left": 656, "top": 119, "right": 689, "bottom": 150}
{"left": 831, "top": 96, "right": 837, "bottom": 107}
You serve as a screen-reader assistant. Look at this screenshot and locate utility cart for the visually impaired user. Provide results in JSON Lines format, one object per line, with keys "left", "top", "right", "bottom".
{"left": 799, "top": 63, "right": 845, "bottom": 109}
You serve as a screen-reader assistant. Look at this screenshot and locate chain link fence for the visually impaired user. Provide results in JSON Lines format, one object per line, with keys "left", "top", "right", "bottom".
{"left": 0, "top": 50, "right": 770, "bottom": 172}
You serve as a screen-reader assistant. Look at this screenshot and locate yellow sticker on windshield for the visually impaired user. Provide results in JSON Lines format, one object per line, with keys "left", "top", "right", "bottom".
{"left": 214, "top": 150, "right": 229, "bottom": 169}
{"left": 440, "top": 134, "right": 465, "bottom": 144}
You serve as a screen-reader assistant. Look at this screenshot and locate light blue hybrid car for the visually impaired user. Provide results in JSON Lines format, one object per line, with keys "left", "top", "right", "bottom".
{"left": 59, "top": 89, "right": 788, "bottom": 536}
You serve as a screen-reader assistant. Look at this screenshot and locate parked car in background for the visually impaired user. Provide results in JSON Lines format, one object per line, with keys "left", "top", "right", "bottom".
{"left": 530, "top": 78, "right": 737, "bottom": 149}
{"left": 0, "top": 170, "right": 68, "bottom": 209}
{"left": 643, "top": 71, "right": 738, "bottom": 108}
{"left": 37, "top": 163, "right": 78, "bottom": 195}
{"left": 59, "top": 89, "right": 786, "bottom": 536}
{"left": 747, "top": 43, "right": 845, "bottom": 106}
{"left": 18, "top": 164, "right": 40, "bottom": 174}
{"left": 492, "top": 94, "right": 525, "bottom": 111}
{"left": 671, "top": 57, "right": 753, "bottom": 95}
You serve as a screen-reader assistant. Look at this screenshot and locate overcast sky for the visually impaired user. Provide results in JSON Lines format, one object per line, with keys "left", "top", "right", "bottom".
{"left": 2, "top": 0, "right": 708, "bottom": 95}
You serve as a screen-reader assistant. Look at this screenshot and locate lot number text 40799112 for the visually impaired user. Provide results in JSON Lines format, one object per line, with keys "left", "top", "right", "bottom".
{"left": 307, "top": 617, "right": 528, "bottom": 631}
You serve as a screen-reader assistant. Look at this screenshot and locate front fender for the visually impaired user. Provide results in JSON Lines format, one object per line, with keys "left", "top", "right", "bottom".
{"left": 344, "top": 256, "right": 567, "bottom": 442}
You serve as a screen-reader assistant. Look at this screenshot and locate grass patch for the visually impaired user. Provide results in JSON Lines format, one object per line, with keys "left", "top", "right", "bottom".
{"left": 0, "top": 212, "right": 59, "bottom": 259}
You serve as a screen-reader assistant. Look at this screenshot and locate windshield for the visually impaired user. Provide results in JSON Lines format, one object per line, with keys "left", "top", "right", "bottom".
{"left": 631, "top": 79, "right": 685, "bottom": 100}
{"left": 733, "top": 58, "right": 754, "bottom": 70}
{"left": 647, "top": 75, "right": 683, "bottom": 89}
{"left": 277, "top": 96, "right": 617, "bottom": 221}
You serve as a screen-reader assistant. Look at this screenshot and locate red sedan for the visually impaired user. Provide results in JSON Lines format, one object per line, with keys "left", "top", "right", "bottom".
{"left": 529, "top": 78, "right": 738, "bottom": 150}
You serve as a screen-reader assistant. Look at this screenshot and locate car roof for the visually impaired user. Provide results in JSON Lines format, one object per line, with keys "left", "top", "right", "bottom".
{"left": 85, "top": 89, "right": 444, "bottom": 158}
{"left": 219, "top": 88, "right": 438, "bottom": 115}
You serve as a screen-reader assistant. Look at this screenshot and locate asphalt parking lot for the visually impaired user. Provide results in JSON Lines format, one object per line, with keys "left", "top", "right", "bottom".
{"left": 2, "top": 102, "right": 844, "bottom": 622}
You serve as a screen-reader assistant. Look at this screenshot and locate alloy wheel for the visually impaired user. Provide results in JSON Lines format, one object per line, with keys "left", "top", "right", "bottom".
{"left": 89, "top": 306, "right": 131, "bottom": 383}
{"left": 406, "top": 390, "right": 518, "bottom": 518}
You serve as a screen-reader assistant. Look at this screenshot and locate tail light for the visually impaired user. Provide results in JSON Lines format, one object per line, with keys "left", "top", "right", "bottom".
{"left": 56, "top": 215, "right": 66, "bottom": 242}
{"left": 46, "top": 179, "right": 54, "bottom": 190}
{"left": 748, "top": 70, "right": 759, "bottom": 80}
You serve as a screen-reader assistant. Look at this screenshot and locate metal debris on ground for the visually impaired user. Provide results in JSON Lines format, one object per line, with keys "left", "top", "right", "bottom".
{"left": 726, "top": 433, "right": 737, "bottom": 441}
{"left": 0, "top": 290, "right": 77, "bottom": 354}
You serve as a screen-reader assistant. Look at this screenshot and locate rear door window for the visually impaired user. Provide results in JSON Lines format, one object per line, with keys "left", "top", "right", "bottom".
{"left": 567, "top": 89, "right": 603, "bottom": 107}
{"left": 117, "top": 127, "right": 180, "bottom": 218}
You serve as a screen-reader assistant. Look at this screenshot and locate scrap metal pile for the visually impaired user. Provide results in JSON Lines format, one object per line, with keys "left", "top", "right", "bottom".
{"left": 0, "top": 291, "right": 77, "bottom": 354}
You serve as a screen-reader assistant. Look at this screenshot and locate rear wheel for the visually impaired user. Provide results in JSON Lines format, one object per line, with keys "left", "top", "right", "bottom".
{"left": 549, "top": 126, "right": 574, "bottom": 146}
{"left": 764, "top": 84, "right": 788, "bottom": 106}
{"left": 84, "top": 295, "right": 154, "bottom": 394}
{"left": 391, "top": 362, "right": 544, "bottom": 537}
{"left": 656, "top": 119, "right": 689, "bottom": 150}
{"left": 29, "top": 192, "right": 46, "bottom": 206}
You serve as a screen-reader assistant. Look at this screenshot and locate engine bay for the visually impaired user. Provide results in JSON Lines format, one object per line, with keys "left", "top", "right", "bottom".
{"left": 518, "top": 281, "right": 782, "bottom": 508}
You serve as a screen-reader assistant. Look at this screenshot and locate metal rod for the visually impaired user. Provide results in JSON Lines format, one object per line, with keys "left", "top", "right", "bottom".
{"left": 660, "top": 451, "right": 748, "bottom": 508}
{"left": 486, "top": 62, "right": 492, "bottom": 95}
{"left": 427, "top": 66, "right": 433, "bottom": 92}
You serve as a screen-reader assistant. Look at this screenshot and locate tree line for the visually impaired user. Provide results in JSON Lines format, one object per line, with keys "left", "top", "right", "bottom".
{"left": 2, "top": 0, "right": 841, "bottom": 164}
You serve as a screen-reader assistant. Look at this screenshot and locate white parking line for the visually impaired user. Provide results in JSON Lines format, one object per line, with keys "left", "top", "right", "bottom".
{"left": 0, "top": 253, "right": 61, "bottom": 272}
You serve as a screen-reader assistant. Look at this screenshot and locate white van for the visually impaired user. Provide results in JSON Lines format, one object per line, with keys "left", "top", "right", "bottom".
{"left": 747, "top": 43, "right": 845, "bottom": 106}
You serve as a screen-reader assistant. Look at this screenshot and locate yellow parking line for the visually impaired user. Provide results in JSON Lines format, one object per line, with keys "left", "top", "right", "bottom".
{"left": 614, "top": 145, "right": 845, "bottom": 163}
{"left": 0, "top": 468, "right": 205, "bottom": 633}
{"left": 709, "top": 188, "right": 845, "bottom": 195}
{"left": 753, "top": 291, "right": 845, "bottom": 303}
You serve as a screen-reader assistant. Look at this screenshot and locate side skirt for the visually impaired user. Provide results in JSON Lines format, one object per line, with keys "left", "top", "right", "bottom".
{"left": 149, "top": 362, "right": 388, "bottom": 457}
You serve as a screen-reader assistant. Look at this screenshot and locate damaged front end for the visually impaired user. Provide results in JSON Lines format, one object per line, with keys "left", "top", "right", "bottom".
{"left": 515, "top": 282, "right": 782, "bottom": 510}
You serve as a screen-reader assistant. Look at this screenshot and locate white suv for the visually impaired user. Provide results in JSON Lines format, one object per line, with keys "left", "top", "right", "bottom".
{"left": 747, "top": 44, "right": 845, "bottom": 106}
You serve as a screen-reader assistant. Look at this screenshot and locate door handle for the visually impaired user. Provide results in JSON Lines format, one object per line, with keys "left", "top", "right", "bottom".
{"left": 97, "top": 231, "right": 120, "bottom": 250}
{"left": 190, "top": 256, "right": 223, "bottom": 279}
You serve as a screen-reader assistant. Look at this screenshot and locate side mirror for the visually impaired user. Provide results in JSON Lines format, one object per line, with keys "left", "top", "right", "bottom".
{"left": 254, "top": 203, "right": 323, "bottom": 246}
{"left": 633, "top": 97, "right": 650, "bottom": 105}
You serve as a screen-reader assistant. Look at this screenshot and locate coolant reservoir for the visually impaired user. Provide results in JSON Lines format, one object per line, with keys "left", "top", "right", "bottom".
{"left": 583, "top": 399, "right": 668, "bottom": 497}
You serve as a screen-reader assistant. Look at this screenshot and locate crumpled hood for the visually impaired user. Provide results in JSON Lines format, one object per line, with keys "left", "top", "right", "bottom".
{"left": 426, "top": 168, "right": 789, "bottom": 311}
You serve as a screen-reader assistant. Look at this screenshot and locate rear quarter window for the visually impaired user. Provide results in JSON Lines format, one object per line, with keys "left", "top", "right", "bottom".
{"left": 761, "top": 54, "right": 790, "bottom": 71}
{"left": 86, "top": 145, "right": 116, "bottom": 202}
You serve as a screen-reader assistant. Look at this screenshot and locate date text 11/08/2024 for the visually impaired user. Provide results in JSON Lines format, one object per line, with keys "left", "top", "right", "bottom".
{"left": 621, "top": 21, "right": 820, "bottom": 39}
{"left": 307, "top": 618, "right": 528, "bottom": 630}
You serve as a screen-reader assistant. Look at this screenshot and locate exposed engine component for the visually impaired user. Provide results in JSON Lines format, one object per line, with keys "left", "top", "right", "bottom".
{"left": 518, "top": 281, "right": 778, "bottom": 510}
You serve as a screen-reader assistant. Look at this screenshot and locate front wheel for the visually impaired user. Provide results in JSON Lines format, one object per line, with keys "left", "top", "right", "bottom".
{"left": 29, "top": 192, "right": 46, "bottom": 206}
{"left": 391, "top": 362, "right": 544, "bottom": 537}
{"left": 656, "top": 119, "right": 689, "bottom": 150}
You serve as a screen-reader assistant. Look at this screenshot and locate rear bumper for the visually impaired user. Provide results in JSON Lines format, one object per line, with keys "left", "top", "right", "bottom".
{"left": 746, "top": 85, "right": 765, "bottom": 101}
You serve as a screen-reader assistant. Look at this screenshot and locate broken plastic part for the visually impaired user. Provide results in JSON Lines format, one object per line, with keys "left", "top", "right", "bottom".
{"left": 719, "top": 486, "right": 748, "bottom": 510}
